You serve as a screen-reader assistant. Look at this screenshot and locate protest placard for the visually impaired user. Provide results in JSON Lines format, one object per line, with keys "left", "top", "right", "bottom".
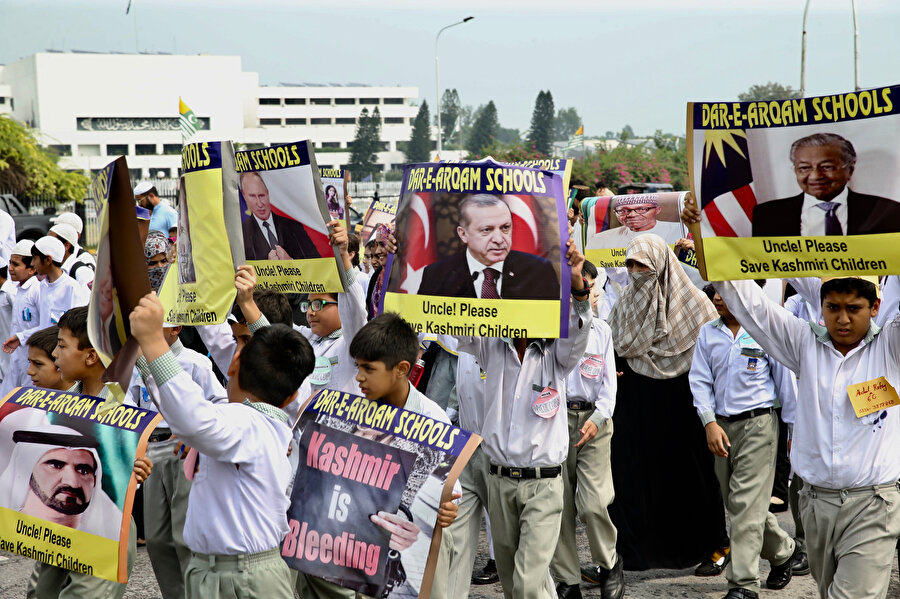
{"left": 87, "top": 157, "right": 152, "bottom": 397}
{"left": 582, "top": 192, "right": 688, "bottom": 269}
{"left": 382, "top": 160, "right": 569, "bottom": 338}
{"left": 0, "top": 387, "right": 161, "bottom": 582}
{"left": 234, "top": 141, "right": 347, "bottom": 294}
{"left": 687, "top": 83, "right": 900, "bottom": 280}
{"left": 283, "top": 389, "right": 480, "bottom": 599}
{"left": 319, "top": 167, "right": 350, "bottom": 228}
{"left": 359, "top": 199, "right": 398, "bottom": 245}
{"left": 158, "top": 141, "right": 242, "bottom": 325}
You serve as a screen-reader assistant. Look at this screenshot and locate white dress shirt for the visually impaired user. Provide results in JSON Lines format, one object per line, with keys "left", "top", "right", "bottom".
{"left": 714, "top": 279, "right": 900, "bottom": 490}
{"left": 0, "top": 277, "right": 42, "bottom": 396}
{"left": 564, "top": 318, "right": 617, "bottom": 425}
{"left": 148, "top": 351, "right": 294, "bottom": 555}
{"left": 39, "top": 273, "right": 90, "bottom": 327}
{"left": 0, "top": 279, "right": 15, "bottom": 380}
{"left": 128, "top": 339, "right": 226, "bottom": 427}
{"left": 455, "top": 299, "right": 592, "bottom": 467}
{"left": 466, "top": 250, "right": 503, "bottom": 299}
{"left": 62, "top": 249, "right": 96, "bottom": 287}
{"left": 690, "top": 319, "right": 796, "bottom": 426}
{"left": 455, "top": 351, "right": 487, "bottom": 435}
{"left": 799, "top": 187, "right": 848, "bottom": 236}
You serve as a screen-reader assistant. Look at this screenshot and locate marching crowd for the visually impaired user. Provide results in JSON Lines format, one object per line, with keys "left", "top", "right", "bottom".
{"left": 0, "top": 176, "right": 897, "bottom": 599}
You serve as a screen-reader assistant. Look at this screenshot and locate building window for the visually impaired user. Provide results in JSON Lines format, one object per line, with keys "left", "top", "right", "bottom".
{"left": 135, "top": 144, "right": 158, "bottom": 155}
{"left": 106, "top": 144, "right": 128, "bottom": 156}
{"left": 384, "top": 117, "right": 405, "bottom": 124}
{"left": 360, "top": 98, "right": 379, "bottom": 105}
{"left": 335, "top": 98, "right": 355, "bottom": 105}
{"left": 335, "top": 117, "right": 356, "bottom": 125}
{"left": 163, "top": 144, "right": 181, "bottom": 155}
{"left": 47, "top": 144, "right": 72, "bottom": 156}
{"left": 383, "top": 98, "right": 404, "bottom": 105}
{"left": 152, "top": 168, "right": 171, "bottom": 178}
{"left": 311, "top": 118, "right": 332, "bottom": 125}
{"left": 286, "top": 118, "right": 307, "bottom": 125}
{"left": 260, "top": 118, "right": 282, "bottom": 126}
{"left": 79, "top": 144, "right": 102, "bottom": 157}
{"left": 285, "top": 98, "right": 306, "bottom": 105}
{"left": 379, "top": 142, "right": 390, "bottom": 151}
{"left": 311, "top": 98, "right": 331, "bottom": 105}
{"left": 340, "top": 164, "right": 352, "bottom": 171}
{"left": 0, "top": 97, "right": 6, "bottom": 104}
{"left": 128, "top": 168, "right": 143, "bottom": 181}
{"left": 321, "top": 142, "right": 341, "bottom": 148}
{"left": 259, "top": 98, "right": 281, "bottom": 105}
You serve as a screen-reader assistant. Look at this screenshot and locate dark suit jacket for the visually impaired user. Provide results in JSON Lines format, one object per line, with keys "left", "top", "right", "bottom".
{"left": 417, "top": 250, "right": 560, "bottom": 300}
{"left": 751, "top": 190, "right": 900, "bottom": 236}
{"left": 242, "top": 213, "right": 319, "bottom": 260}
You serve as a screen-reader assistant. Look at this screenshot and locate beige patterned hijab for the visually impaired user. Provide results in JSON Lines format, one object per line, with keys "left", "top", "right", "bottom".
{"left": 609, "top": 234, "right": 717, "bottom": 379}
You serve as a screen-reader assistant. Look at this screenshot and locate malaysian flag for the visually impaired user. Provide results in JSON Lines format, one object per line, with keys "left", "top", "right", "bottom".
{"left": 699, "top": 130, "right": 756, "bottom": 237}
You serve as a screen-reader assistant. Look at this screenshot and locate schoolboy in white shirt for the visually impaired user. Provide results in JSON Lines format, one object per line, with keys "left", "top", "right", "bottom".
{"left": 0, "top": 240, "right": 41, "bottom": 396}
{"left": 690, "top": 284, "right": 798, "bottom": 599}
{"left": 130, "top": 292, "right": 315, "bottom": 599}
{"left": 31, "top": 236, "right": 90, "bottom": 327}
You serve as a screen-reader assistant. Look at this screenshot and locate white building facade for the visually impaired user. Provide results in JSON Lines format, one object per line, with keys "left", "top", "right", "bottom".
{"left": 0, "top": 51, "right": 421, "bottom": 179}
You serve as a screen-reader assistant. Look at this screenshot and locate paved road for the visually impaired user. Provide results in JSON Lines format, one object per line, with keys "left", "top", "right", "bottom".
{"left": 1, "top": 509, "right": 898, "bottom": 598}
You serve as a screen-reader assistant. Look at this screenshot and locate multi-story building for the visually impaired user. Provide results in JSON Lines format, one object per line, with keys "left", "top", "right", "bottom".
{"left": 0, "top": 51, "right": 424, "bottom": 179}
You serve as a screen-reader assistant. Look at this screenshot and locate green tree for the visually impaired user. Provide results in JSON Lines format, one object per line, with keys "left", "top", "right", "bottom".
{"left": 349, "top": 107, "right": 382, "bottom": 180}
{"left": 738, "top": 82, "right": 800, "bottom": 101}
{"left": 495, "top": 127, "right": 521, "bottom": 145}
{"left": 526, "top": 90, "right": 555, "bottom": 154}
{"left": 405, "top": 100, "right": 432, "bottom": 162}
{"left": 619, "top": 124, "right": 635, "bottom": 140}
{"left": 440, "top": 89, "right": 461, "bottom": 143}
{"left": 467, "top": 101, "right": 499, "bottom": 156}
{"left": 0, "top": 116, "right": 89, "bottom": 202}
{"left": 553, "top": 107, "right": 581, "bottom": 140}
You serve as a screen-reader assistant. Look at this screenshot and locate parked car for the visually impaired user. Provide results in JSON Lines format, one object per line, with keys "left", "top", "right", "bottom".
{"left": 0, "top": 194, "right": 57, "bottom": 240}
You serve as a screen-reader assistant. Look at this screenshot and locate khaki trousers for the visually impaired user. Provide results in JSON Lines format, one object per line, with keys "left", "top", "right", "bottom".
{"left": 431, "top": 445, "right": 491, "bottom": 599}
{"left": 800, "top": 482, "right": 900, "bottom": 599}
{"left": 27, "top": 519, "right": 137, "bottom": 599}
{"left": 144, "top": 436, "right": 193, "bottom": 599}
{"left": 291, "top": 570, "right": 356, "bottom": 598}
{"left": 715, "top": 412, "right": 794, "bottom": 593}
{"left": 486, "top": 469, "right": 563, "bottom": 599}
{"left": 551, "top": 413, "right": 617, "bottom": 585}
{"left": 185, "top": 547, "right": 293, "bottom": 599}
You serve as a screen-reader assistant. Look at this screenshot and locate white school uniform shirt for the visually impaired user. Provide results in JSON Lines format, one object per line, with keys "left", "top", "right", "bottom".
{"left": 0, "top": 210, "right": 14, "bottom": 264}
{"left": 128, "top": 340, "right": 226, "bottom": 427}
{"left": 564, "top": 318, "right": 617, "bottom": 425}
{"left": 0, "top": 279, "right": 16, "bottom": 380}
{"left": 455, "top": 299, "right": 592, "bottom": 468}
{"left": 715, "top": 279, "right": 900, "bottom": 490}
{"left": 39, "top": 272, "right": 89, "bottom": 327}
{"left": 61, "top": 249, "right": 96, "bottom": 287}
{"left": 690, "top": 318, "right": 796, "bottom": 426}
{"left": 455, "top": 347, "right": 487, "bottom": 435}
{"left": 147, "top": 351, "right": 293, "bottom": 555}
{"left": 0, "top": 277, "right": 42, "bottom": 396}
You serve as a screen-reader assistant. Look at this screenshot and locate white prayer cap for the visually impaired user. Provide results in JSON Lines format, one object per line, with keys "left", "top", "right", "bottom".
{"left": 11, "top": 240, "right": 34, "bottom": 257}
{"left": 34, "top": 236, "right": 65, "bottom": 263}
{"left": 133, "top": 181, "right": 154, "bottom": 196}
{"left": 50, "top": 223, "right": 79, "bottom": 247}
{"left": 50, "top": 212, "right": 83, "bottom": 236}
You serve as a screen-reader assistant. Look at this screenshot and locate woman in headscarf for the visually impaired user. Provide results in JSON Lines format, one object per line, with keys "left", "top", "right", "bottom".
{"left": 606, "top": 234, "right": 728, "bottom": 571}
{"left": 144, "top": 231, "right": 172, "bottom": 292}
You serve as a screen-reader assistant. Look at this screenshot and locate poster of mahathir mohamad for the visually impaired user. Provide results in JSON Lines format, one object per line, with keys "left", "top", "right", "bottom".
{"left": 687, "top": 83, "right": 900, "bottom": 281}
{"left": 283, "top": 389, "right": 480, "bottom": 599}
{"left": 0, "top": 387, "right": 161, "bottom": 583}
{"left": 383, "top": 159, "right": 569, "bottom": 339}
{"left": 234, "top": 141, "right": 347, "bottom": 294}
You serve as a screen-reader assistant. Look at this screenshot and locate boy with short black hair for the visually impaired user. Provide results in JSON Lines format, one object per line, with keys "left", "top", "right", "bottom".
{"left": 130, "top": 292, "right": 315, "bottom": 599}
{"left": 708, "top": 273, "right": 900, "bottom": 599}
{"left": 25, "top": 326, "right": 67, "bottom": 390}
{"left": 31, "top": 236, "right": 90, "bottom": 328}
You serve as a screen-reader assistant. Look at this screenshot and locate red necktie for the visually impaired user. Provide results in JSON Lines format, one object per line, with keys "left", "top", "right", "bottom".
{"left": 481, "top": 267, "right": 500, "bottom": 299}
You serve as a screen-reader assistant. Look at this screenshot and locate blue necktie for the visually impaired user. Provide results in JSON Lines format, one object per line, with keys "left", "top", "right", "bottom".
{"left": 815, "top": 202, "right": 843, "bottom": 236}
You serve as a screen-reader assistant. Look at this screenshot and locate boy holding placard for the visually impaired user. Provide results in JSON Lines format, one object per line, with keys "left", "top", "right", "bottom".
{"left": 130, "top": 291, "right": 314, "bottom": 599}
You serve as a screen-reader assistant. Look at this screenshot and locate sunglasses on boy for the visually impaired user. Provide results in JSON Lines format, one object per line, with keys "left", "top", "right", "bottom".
{"left": 300, "top": 299, "right": 338, "bottom": 313}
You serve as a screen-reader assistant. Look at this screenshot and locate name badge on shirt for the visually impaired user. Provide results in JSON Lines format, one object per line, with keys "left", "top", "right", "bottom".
{"left": 532, "top": 384, "right": 560, "bottom": 419}
{"left": 22, "top": 307, "right": 32, "bottom": 322}
{"left": 846, "top": 376, "right": 900, "bottom": 419}
{"left": 746, "top": 357, "right": 758, "bottom": 371}
{"left": 579, "top": 353, "right": 604, "bottom": 379}
{"left": 310, "top": 355, "right": 339, "bottom": 386}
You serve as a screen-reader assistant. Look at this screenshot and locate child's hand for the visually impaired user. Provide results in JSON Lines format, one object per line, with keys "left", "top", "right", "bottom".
{"left": 235, "top": 265, "right": 257, "bottom": 306}
{"left": 130, "top": 292, "right": 166, "bottom": 346}
{"left": 3, "top": 335, "right": 20, "bottom": 354}
{"left": 574, "top": 420, "right": 598, "bottom": 448}
{"left": 370, "top": 511, "right": 421, "bottom": 551}
{"left": 133, "top": 455, "right": 153, "bottom": 484}
{"left": 565, "top": 238, "right": 585, "bottom": 289}
{"left": 328, "top": 220, "right": 349, "bottom": 252}
{"left": 681, "top": 193, "right": 701, "bottom": 225}
{"left": 436, "top": 492, "right": 462, "bottom": 528}
{"left": 705, "top": 422, "right": 730, "bottom": 458}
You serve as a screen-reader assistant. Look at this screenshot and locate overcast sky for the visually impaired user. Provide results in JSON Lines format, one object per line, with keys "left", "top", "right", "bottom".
{"left": 3, "top": 0, "right": 898, "bottom": 137}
